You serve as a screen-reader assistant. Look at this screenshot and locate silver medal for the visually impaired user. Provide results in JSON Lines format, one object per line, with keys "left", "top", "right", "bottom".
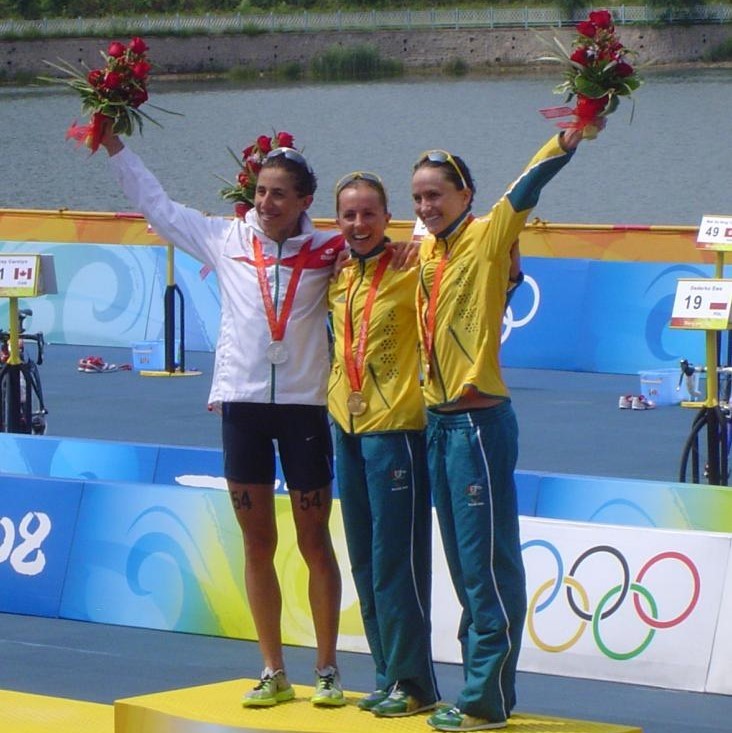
{"left": 266, "top": 340, "right": 289, "bottom": 364}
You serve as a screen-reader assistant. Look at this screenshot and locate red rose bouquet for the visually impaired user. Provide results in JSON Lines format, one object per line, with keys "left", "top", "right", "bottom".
{"left": 218, "top": 131, "right": 296, "bottom": 216}
{"left": 539, "top": 9, "right": 642, "bottom": 139}
{"left": 42, "top": 37, "right": 174, "bottom": 153}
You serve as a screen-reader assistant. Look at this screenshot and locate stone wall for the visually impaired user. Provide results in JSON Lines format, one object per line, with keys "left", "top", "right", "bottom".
{"left": 3, "top": 24, "right": 730, "bottom": 78}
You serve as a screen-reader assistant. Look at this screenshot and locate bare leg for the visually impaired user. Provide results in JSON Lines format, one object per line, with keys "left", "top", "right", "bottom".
{"left": 289, "top": 484, "right": 342, "bottom": 669}
{"left": 228, "top": 480, "right": 284, "bottom": 671}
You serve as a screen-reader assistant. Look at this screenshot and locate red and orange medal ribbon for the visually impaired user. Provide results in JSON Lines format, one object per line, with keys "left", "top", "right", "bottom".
{"left": 343, "top": 250, "right": 392, "bottom": 415}
{"left": 252, "top": 235, "right": 312, "bottom": 364}
{"left": 421, "top": 249, "right": 450, "bottom": 382}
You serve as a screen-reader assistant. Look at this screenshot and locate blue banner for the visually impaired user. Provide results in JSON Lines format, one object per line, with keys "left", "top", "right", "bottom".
{"left": 0, "top": 474, "right": 83, "bottom": 616}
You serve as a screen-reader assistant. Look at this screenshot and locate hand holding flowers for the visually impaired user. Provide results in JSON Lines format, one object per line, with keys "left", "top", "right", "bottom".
{"left": 539, "top": 9, "right": 642, "bottom": 139}
{"left": 41, "top": 37, "right": 177, "bottom": 153}
{"left": 218, "top": 131, "right": 297, "bottom": 216}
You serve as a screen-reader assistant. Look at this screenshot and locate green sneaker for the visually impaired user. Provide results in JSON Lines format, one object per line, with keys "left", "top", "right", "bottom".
{"left": 310, "top": 665, "right": 346, "bottom": 707}
{"left": 426, "top": 706, "right": 506, "bottom": 731}
{"left": 372, "top": 685, "right": 436, "bottom": 717}
{"left": 241, "top": 668, "right": 295, "bottom": 707}
{"left": 357, "top": 688, "right": 390, "bottom": 711}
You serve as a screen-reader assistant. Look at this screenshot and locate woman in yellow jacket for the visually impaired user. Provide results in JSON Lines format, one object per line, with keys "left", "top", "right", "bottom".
{"left": 328, "top": 172, "right": 439, "bottom": 717}
{"left": 413, "top": 129, "right": 587, "bottom": 732}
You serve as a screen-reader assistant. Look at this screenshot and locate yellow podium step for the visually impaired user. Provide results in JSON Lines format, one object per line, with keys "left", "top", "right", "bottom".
{"left": 114, "top": 678, "right": 643, "bottom": 733}
{"left": 0, "top": 690, "right": 113, "bottom": 733}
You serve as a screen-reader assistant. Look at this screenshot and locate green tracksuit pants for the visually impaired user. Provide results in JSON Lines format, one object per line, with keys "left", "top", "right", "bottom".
{"left": 426, "top": 401, "right": 526, "bottom": 723}
{"left": 334, "top": 426, "right": 439, "bottom": 703}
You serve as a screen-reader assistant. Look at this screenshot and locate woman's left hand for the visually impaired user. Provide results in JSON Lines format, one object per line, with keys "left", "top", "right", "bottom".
{"left": 386, "top": 239, "right": 420, "bottom": 270}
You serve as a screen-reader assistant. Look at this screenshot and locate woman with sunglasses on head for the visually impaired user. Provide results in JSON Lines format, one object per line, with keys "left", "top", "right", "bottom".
{"left": 412, "top": 128, "right": 590, "bottom": 732}
{"left": 96, "top": 125, "right": 347, "bottom": 709}
{"left": 328, "top": 172, "right": 439, "bottom": 718}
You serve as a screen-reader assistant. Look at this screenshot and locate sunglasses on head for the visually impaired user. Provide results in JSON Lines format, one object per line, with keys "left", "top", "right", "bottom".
{"left": 265, "top": 147, "right": 312, "bottom": 173}
{"left": 415, "top": 149, "right": 468, "bottom": 190}
{"left": 334, "top": 170, "right": 385, "bottom": 198}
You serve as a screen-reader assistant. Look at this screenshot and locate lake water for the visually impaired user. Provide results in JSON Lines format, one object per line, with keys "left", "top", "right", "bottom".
{"left": 1, "top": 67, "right": 731, "bottom": 226}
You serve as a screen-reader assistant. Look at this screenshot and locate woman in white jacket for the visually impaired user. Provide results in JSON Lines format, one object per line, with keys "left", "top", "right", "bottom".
{"left": 98, "top": 125, "right": 347, "bottom": 708}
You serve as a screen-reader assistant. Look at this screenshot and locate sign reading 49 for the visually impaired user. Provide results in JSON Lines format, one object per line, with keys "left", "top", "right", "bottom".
{"left": 0, "top": 512, "right": 51, "bottom": 576}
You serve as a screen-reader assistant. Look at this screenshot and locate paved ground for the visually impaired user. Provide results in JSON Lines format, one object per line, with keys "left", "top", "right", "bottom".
{"left": 2, "top": 343, "right": 729, "bottom": 732}
{"left": 39, "top": 344, "right": 694, "bottom": 483}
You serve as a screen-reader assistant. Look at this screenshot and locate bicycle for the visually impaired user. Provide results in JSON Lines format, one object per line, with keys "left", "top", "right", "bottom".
{"left": 678, "top": 358, "right": 732, "bottom": 485}
{"left": 0, "top": 308, "right": 48, "bottom": 435}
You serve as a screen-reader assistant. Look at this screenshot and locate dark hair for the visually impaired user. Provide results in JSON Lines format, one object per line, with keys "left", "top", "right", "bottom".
{"left": 261, "top": 149, "right": 318, "bottom": 197}
{"left": 413, "top": 152, "right": 476, "bottom": 205}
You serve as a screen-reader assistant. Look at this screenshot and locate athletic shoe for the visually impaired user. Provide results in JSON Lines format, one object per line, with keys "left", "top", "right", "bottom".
{"left": 310, "top": 665, "right": 345, "bottom": 707}
{"left": 241, "top": 668, "right": 295, "bottom": 707}
{"left": 357, "top": 688, "right": 390, "bottom": 710}
{"left": 618, "top": 394, "right": 633, "bottom": 409}
{"left": 632, "top": 395, "right": 656, "bottom": 411}
{"left": 427, "top": 706, "right": 506, "bottom": 731}
{"left": 371, "top": 684, "right": 436, "bottom": 717}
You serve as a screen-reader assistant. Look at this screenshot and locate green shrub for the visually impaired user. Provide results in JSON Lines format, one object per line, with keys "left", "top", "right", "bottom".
{"left": 227, "top": 63, "right": 258, "bottom": 81}
{"left": 310, "top": 44, "right": 403, "bottom": 82}
{"left": 704, "top": 37, "right": 732, "bottom": 62}
{"left": 275, "top": 60, "right": 304, "bottom": 81}
{"left": 443, "top": 57, "right": 469, "bottom": 76}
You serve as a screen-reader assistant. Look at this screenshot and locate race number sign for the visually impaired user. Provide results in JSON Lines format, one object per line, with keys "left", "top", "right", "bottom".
{"left": 670, "top": 278, "right": 732, "bottom": 330}
{"left": 0, "top": 255, "right": 40, "bottom": 297}
{"left": 696, "top": 215, "right": 732, "bottom": 250}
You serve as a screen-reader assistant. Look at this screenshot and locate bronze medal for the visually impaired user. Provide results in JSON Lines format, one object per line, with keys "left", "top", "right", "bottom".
{"left": 347, "top": 390, "right": 367, "bottom": 416}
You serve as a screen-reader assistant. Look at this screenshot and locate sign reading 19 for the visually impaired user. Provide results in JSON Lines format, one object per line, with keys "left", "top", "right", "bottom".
{"left": 684, "top": 294, "right": 704, "bottom": 310}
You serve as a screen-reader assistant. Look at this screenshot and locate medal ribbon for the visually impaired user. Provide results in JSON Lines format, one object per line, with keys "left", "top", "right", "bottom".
{"left": 343, "top": 250, "right": 393, "bottom": 392}
{"left": 419, "top": 214, "right": 474, "bottom": 380}
{"left": 420, "top": 248, "right": 451, "bottom": 380}
{"left": 252, "top": 235, "right": 311, "bottom": 342}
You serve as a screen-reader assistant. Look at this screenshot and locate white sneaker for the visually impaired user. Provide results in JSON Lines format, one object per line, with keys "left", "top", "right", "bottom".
{"left": 618, "top": 394, "right": 633, "bottom": 409}
{"left": 311, "top": 665, "right": 345, "bottom": 707}
{"left": 632, "top": 395, "right": 656, "bottom": 410}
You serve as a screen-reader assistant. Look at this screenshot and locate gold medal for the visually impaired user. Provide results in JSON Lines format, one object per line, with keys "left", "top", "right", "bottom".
{"left": 347, "top": 390, "right": 367, "bottom": 416}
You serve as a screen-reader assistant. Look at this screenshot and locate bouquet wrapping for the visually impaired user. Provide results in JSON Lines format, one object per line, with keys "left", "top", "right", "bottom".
{"left": 539, "top": 9, "right": 642, "bottom": 139}
{"left": 218, "top": 131, "right": 297, "bottom": 216}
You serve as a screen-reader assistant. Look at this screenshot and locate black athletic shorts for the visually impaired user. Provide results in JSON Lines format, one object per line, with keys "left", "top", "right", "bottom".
{"left": 221, "top": 402, "right": 333, "bottom": 491}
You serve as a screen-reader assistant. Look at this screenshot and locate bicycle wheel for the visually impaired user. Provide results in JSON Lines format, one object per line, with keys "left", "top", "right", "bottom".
{"left": 26, "top": 360, "right": 48, "bottom": 435}
{"left": 0, "top": 365, "right": 9, "bottom": 432}
{"left": 0, "top": 363, "right": 26, "bottom": 433}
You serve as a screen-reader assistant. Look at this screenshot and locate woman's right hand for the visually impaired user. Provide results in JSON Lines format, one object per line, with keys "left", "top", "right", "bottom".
{"left": 100, "top": 118, "right": 124, "bottom": 157}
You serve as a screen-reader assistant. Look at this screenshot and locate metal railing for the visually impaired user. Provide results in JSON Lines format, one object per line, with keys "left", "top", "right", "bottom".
{"left": 1, "top": 5, "right": 730, "bottom": 37}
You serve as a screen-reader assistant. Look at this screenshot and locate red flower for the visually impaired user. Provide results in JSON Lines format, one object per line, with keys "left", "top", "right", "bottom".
{"left": 249, "top": 160, "right": 262, "bottom": 176}
{"left": 615, "top": 61, "right": 634, "bottom": 78}
{"left": 102, "top": 71, "right": 124, "bottom": 91}
{"left": 242, "top": 144, "right": 256, "bottom": 158}
{"left": 276, "top": 131, "right": 294, "bottom": 148}
{"left": 570, "top": 47, "right": 589, "bottom": 65}
{"left": 257, "top": 135, "right": 272, "bottom": 154}
{"left": 131, "top": 61, "right": 151, "bottom": 80}
{"left": 128, "top": 37, "right": 148, "bottom": 55}
{"left": 576, "top": 21, "right": 596, "bottom": 38}
{"left": 87, "top": 68, "right": 104, "bottom": 86}
{"left": 589, "top": 9, "right": 614, "bottom": 30}
{"left": 237, "top": 172, "right": 249, "bottom": 186}
{"left": 130, "top": 88, "right": 148, "bottom": 108}
{"left": 108, "top": 41, "right": 126, "bottom": 58}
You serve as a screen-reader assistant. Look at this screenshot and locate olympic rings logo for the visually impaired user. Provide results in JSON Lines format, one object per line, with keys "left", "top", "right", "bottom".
{"left": 502, "top": 274, "right": 540, "bottom": 344}
{"left": 522, "top": 540, "right": 701, "bottom": 660}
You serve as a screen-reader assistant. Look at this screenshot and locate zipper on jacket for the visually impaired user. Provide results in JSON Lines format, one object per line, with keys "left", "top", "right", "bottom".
{"left": 269, "top": 243, "right": 284, "bottom": 403}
